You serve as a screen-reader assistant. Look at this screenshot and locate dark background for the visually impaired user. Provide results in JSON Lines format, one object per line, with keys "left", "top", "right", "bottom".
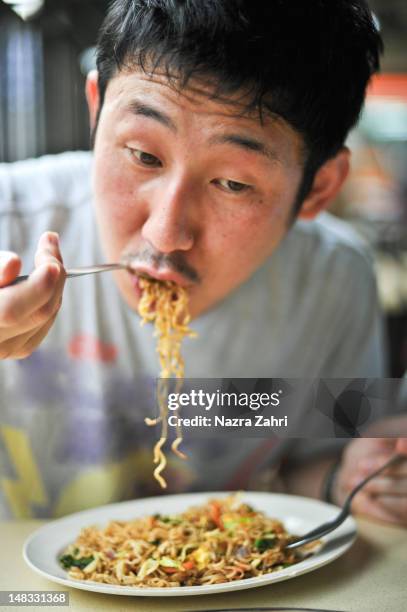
{"left": 0, "top": 0, "right": 406, "bottom": 160}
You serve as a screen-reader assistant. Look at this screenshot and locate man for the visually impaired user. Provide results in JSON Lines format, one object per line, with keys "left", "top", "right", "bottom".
{"left": 0, "top": 0, "right": 405, "bottom": 524}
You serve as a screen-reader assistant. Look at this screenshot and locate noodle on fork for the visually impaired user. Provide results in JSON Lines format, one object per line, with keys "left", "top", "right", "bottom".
{"left": 138, "top": 277, "right": 196, "bottom": 487}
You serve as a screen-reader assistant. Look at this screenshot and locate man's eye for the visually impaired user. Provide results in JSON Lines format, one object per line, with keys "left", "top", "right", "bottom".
{"left": 216, "top": 178, "right": 250, "bottom": 193}
{"left": 132, "top": 149, "right": 162, "bottom": 167}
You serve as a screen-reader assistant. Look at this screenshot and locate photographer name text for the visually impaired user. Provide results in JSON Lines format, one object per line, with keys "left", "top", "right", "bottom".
{"left": 168, "top": 414, "right": 288, "bottom": 428}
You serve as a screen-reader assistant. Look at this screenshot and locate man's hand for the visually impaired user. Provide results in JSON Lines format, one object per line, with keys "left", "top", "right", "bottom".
{"left": 0, "top": 232, "right": 65, "bottom": 359}
{"left": 396, "top": 438, "right": 407, "bottom": 454}
{"left": 334, "top": 425, "right": 407, "bottom": 526}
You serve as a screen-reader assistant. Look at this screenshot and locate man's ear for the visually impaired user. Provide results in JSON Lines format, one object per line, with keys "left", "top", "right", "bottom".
{"left": 298, "top": 148, "right": 350, "bottom": 220}
{"left": 85, "top": 70, "right": 100, "bottom": 131}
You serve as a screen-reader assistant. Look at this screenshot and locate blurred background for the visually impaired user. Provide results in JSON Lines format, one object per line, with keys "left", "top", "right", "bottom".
{"left": 0, "top": 0, "right": 406, "bottom": 376}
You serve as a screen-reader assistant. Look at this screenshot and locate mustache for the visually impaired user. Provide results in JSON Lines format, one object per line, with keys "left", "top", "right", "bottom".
{"left": 121, "top": 247, "right": 200, "bottom": 283}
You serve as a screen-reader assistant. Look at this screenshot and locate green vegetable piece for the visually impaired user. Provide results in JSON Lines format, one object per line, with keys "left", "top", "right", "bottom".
{"left": 59, "top": 554, "right": 95, "bottom": 570}
{"left": 254, "top": 535, "right": 277, "bottom": 552}
{"left": 59, "top": 555, "right": 74, "bottom": 569}
{"left": 159, "top": 556, "right": 181, "bottom": 568}
{"left": 223, "top": 516, "right": 253, "bottom": 531}
{"left": 150, "top": 539, "right": 161, "bottom": 546}
{"left": 160, "top": 516, "right": 181, "bottom": 525}
{"left": 223, "top": 519, "right": 239, "bottom": 531}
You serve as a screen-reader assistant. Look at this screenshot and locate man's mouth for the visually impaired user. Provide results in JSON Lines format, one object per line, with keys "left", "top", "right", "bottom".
{"left": 127, "top": 262, "right": 192, "bottom": 288}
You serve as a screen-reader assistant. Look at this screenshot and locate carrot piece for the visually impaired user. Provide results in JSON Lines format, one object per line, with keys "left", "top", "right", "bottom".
{"left": 183, "top": 560, "right": 195, "bottom": 571}
{"left": 209, "top": 501, "right": 224, "bottom": 530}
{"left": 162, "top": 566, "right": 179, "bottom": 574}
{"left": 147, "top": 516, "right": 156, "bottom": 528}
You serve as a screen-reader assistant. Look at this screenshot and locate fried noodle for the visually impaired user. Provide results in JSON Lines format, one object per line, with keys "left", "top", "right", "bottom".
{"left": 59, "top": 495, "right": 311, "bottom": 587}
{"left": 137, "top": 278, "right": 196, "bottom": 488}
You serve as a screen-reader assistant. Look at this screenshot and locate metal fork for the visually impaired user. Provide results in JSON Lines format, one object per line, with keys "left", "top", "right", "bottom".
{"left": 10, "top": 263, "right": 128, "bottom": 285}
{"left": 285, "top": 453, "right": 403, "bottom": 550}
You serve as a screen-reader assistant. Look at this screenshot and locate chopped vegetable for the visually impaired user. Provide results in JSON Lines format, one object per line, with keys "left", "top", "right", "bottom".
{"left": 223, "top": 515, "right": 253, "bottom": 531}
{"left": 235, "top": 545, "right": 250, "bottom": 558}
{"left": 254, "top": 534, "right": 277, "bottom": 552}
{"left": 209, "top": 501, "right": 223, "bottom": 530}
{"left": 156, "top": 515, "right": 181, "bottom": 525}
{"left": 115, "top": 559, "right": 128, "bottom": 580}
{"left": 161, "top": 566, "right": 179, "bottom": 574}
{"left": 182, "top": 560, "right": 195, "bottom": 571}
{"left": 193, "top": 547, "right": 212, "bottom": 569}
{"left": 137, "top": 558, "right": 159, "bottom": 579}
{"left": 59, "top": 554, "right": 95, "bottom": 570}
{"left": 159, "top": 557, "right": 181, "bottom": 569}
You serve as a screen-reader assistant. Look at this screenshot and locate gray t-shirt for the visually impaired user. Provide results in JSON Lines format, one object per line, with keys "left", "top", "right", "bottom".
{"left": 0, "top": 152, "right": 385, "bottom": 518}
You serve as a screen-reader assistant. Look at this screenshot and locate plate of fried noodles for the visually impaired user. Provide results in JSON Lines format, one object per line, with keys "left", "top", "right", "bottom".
{"left": 23, "top": 492, "right": 356, "bottom": 597}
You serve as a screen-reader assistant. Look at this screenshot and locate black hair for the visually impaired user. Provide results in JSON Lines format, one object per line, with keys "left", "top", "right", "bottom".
{"left": 95, "top": 0, "right": 383, "bottom": 209}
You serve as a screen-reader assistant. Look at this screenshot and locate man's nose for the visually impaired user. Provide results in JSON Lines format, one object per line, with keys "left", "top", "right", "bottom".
{"left": 141, "top": 179, "right": 195, "bottom": 254}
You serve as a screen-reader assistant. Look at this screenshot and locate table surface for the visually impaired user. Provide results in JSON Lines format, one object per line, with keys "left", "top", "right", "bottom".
{"left": 0, "top": 518, "right": 406, "bottom": 612}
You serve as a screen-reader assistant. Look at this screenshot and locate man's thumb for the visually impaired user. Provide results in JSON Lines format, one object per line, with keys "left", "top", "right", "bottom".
{"left": 395, "top": 438, "right": 407, "bottom": 455}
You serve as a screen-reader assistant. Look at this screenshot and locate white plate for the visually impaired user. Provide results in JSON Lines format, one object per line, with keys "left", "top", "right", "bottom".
{"left": 23, "top": 491, "right": 356, "bottom": 597}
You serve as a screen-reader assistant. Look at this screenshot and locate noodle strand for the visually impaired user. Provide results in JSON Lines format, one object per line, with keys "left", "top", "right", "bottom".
{"left": 138, "top": 277, "right": 196, "bottom": 487}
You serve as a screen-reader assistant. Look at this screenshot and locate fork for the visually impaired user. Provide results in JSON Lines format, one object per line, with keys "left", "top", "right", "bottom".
{"left": 285, "top": 453, "right": 403, "bottom": 550}
{"left": 9, "top": 263, "right": 128, "bottom": 285}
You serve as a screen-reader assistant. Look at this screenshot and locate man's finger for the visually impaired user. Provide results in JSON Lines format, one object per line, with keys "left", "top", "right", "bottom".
{"left": 15, "top": 312, "right": 59, "bottom": 359}
{"left": 358, "top": 454, "right": 407, "bottom": 476}
{"left": 364, "top": 417, "right": 407, "bottom": 438}
{"left": 361, "top": 476, "right": 407, "bottom": 496}
{"left": 353, "top": 492, "right": 403, "bottom": 525}
{"left": 34, "top": 232, "right": 64, "bottom": 268}
{"left": 396, "top": 438, "right": 407, "bottom": 455}
{"left": 0, "top": 329, "right": 35, "bottom": 360}
{"left": 0, "top": 252, "right": 22, "bottom": 288}
{"left": 0, "top": 263, "right": 60, "bottom": 327}
{"left": 29, "top": 250, "right": 65, "bottom": 329}
{"left": 369, "top": 494, "right": 407, "bottom": 523}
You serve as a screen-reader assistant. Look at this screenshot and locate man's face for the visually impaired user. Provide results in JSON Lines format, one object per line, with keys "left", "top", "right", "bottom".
{"left": 91, "top": 70, "right": 305, "bottom": 318}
